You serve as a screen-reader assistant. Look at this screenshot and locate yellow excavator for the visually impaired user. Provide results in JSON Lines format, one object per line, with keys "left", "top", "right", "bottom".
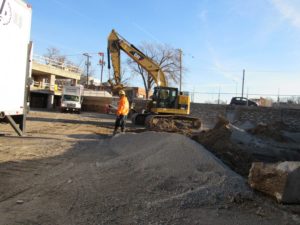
{"left": 107, "top": 29, "right": 201, "bottom": 132}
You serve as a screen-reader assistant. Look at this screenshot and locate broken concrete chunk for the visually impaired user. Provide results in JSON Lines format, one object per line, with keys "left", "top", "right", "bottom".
{"left": 248, "top": 161, "right": 300, "bottom": 203}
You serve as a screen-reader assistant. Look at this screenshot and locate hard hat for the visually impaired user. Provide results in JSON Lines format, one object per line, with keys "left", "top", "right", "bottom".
{"left": 119, "top": 90, "right": 125, "bottom": 95}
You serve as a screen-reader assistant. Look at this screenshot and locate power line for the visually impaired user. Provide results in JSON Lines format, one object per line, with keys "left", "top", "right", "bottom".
{"left": 190, "top": 91, "right": 300, "bottom": 97}
{"left": 184, "top": 68, "right": 300, "bottom": 73}
{"left": 63, "top": 52, "right": 102, "bottom": 57}
{"left": 175, "top": 51, "right": 300, "bottom": 74}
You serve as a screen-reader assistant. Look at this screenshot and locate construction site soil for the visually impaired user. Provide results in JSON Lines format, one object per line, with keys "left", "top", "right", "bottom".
{"left": 0, "top": 110, "right": 300, "bottom": 225}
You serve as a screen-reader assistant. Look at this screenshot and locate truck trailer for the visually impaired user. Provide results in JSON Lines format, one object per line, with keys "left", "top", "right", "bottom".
{"left": 0, "top": 0, "right": 32, "bottom": 136}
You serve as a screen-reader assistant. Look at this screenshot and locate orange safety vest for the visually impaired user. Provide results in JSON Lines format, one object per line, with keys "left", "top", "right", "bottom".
{"left": 117, "top": 96, "right": 129, "bottom": 116}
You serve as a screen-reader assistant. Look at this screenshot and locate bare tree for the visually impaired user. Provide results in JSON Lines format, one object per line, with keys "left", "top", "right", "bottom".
{"left": 44, "top": 47, "right": 60, "bottom": 60}
{"left": 44, "top": 47, "right": 65, "bottom": 65}
{"left": 44, "top": 47, "right": 78, "bottom": 69}
{"left": 127, "top": 42, "right": 184, "bottom": 99}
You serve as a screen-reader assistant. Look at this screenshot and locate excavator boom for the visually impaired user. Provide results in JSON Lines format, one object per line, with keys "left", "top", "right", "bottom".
{"left": 108, "top": 29, "right": 167, "bottom": 87}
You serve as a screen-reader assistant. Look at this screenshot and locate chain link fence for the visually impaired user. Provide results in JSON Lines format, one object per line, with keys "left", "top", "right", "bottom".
{"left": 189, "top": 91, "right": 300, "bottom": 108}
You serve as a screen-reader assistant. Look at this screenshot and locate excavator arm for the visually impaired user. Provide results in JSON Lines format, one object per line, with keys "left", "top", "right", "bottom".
{"left": 107, "top": 29, "right": 167, "bottom": 87}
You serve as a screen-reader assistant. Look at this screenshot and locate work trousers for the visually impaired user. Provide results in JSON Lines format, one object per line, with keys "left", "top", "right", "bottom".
{"left": 114, "top": 115, "right": 127, "bottom": 132}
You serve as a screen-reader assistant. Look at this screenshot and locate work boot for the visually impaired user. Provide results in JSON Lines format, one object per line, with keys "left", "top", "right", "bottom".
{"left": 113, "top": 129, "right": 117, "bottom": 136}
{"left": 121, "top": 128, "right": 125, "bottom": 133}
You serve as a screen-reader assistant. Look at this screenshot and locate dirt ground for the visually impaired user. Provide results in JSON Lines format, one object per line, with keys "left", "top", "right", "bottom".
{"left": 0, "top": 110, "right": 300, "bottom": 225}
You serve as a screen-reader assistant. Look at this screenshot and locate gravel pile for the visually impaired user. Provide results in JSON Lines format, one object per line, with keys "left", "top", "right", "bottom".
{"left": 109, "top": 132, "right": 253, "bottom": 207}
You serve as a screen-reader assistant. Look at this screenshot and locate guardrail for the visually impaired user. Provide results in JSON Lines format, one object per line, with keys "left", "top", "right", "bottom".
{"left": 33, "top": 55, "right": 82, "bottom": 74}
{"left": 31, "top": 81, "right": 63, "bottom": 92}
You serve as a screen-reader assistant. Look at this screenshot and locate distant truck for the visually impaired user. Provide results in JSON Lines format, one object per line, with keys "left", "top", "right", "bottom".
{"left": 61, "top": 85, "right": 84, "bottom": 113}
{"left": 0, "top": 0, "right": 32, "bottom": 136}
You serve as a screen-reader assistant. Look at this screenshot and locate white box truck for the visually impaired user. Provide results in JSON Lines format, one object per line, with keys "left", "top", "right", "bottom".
{"left": 0, "top": 0, "right": 32, "bottom": 136}
{"left": 61, "top": 85, "right": 84, "bottom": 113}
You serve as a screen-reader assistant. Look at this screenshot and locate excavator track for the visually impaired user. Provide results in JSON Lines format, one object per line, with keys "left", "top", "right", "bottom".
{"left": 131, "top": 113, "right": 148, "bottom": 126}
{"left": 144, "top": 114, "right": 201, "bottom": 133}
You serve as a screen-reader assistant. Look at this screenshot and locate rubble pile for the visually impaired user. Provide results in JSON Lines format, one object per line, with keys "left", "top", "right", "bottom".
{"left": 249, "top": 161, "right": 300, "bottom": 203}
{"left": 192, "top": 117, "right": 253, "bottom": 176}
{"left": 247, "top": 122, "right": 290, "bottom": 142}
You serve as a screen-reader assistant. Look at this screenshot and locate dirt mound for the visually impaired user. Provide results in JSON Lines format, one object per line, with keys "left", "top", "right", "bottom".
{"left": 146, "top": 116, "right": 201, "bottom": 136}
{"left": 213, "top": 115, "right": 230, "bottom": 129}
{"left": 192, "top": 118, "right": 253, "bottom": 176}
{"left": 247, "top": 122, "right": 290, "bottom": 142}
{"left": 110, "top": 132, "right": 252, "bottom": 207}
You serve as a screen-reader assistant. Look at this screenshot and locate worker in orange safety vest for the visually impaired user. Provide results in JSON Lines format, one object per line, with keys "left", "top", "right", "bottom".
{"left": 113, "top": 90, "right": 129, "bottom": 135}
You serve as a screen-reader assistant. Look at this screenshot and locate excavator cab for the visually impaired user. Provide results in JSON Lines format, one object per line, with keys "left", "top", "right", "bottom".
{"left": 152, "top": 87, "right": 178, "bottom": 109}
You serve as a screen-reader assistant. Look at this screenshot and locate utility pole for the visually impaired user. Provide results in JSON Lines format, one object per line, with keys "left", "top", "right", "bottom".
{"left": 241, "top": 69, "right": 245, "bottom": 97}
{"left": 246, "top": 87, "right": 249, "bottom": 106}
{"left": 98, "top": 52, "right": 105, "bottom": 88}
{"left": 83, "top": 53, "right": 91, "bottom": 87}
{"left": 178, "top": 49, "right": 182, "bottom": 93}
{"left": 192, "top": 86, "right": 195, "bottom": 103}
{"left": 218, "top": 86, "right": 221, "bottom": 104}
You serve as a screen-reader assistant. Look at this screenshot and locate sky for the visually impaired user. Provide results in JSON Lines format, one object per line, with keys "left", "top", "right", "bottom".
{"left": 28, "top": 0, "right": 300, "bottom": 102}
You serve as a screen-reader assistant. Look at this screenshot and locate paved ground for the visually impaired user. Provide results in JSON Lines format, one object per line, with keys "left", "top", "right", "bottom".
{"left": 0, "top": 110, "right": 299, "bottom": 225}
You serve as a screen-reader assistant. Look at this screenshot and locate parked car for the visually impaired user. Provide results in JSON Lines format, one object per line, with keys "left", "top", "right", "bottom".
{"left": 230, "top": 97, "right": 258, "bottom": 106}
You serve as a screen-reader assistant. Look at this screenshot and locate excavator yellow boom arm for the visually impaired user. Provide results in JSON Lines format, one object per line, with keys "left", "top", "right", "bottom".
{"left": 107, "top": 29, "right": 167, "bottom": 87}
